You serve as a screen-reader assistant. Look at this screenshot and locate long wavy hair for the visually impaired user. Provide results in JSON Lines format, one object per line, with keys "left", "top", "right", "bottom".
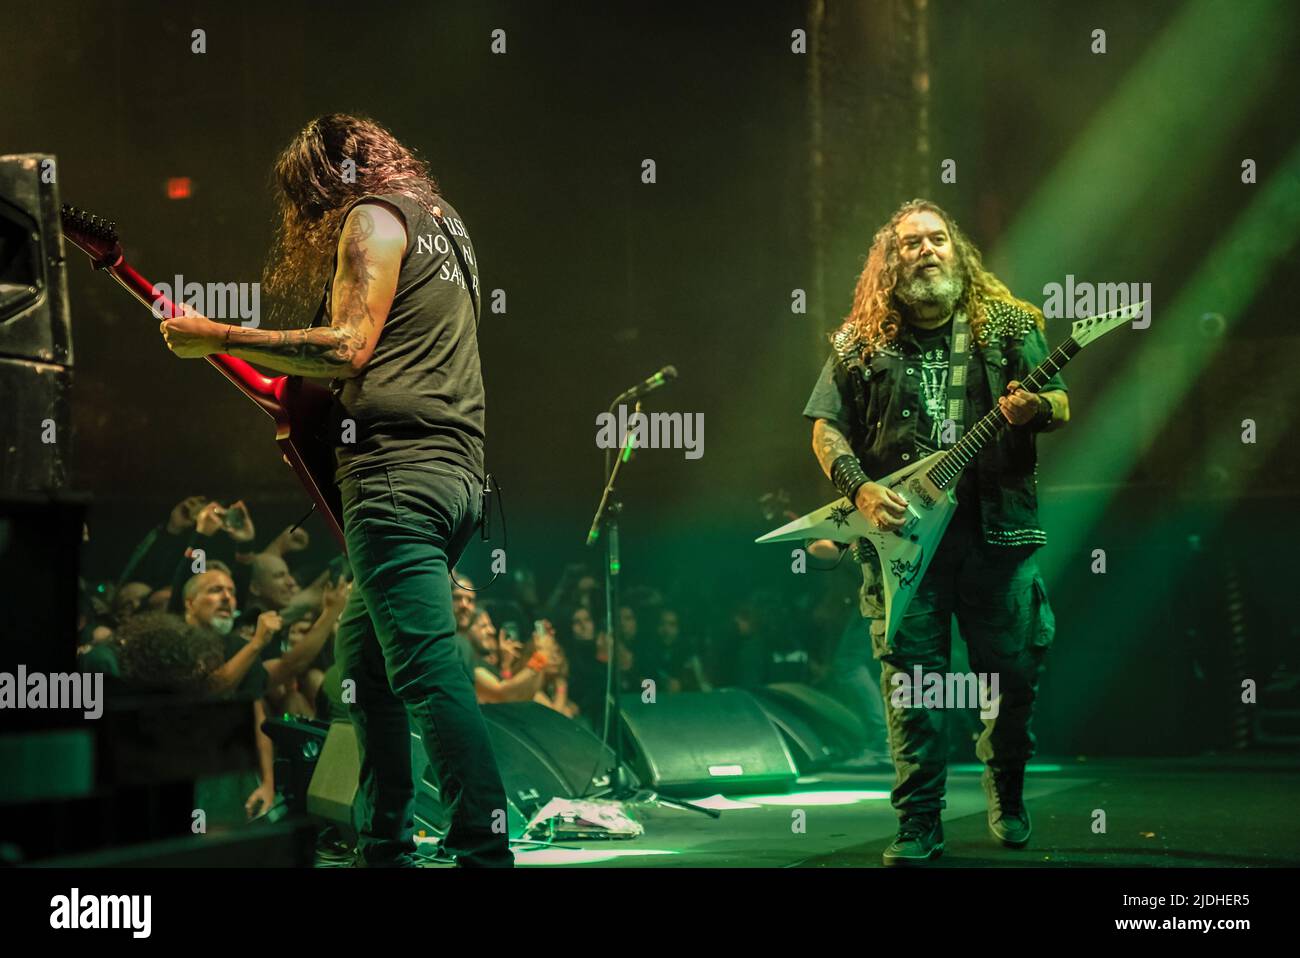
{"left": 115, "top": 611, "right": 226, "bottom": 695}
{"left": 835, "top": 199, "right": 1042, "bottom": 356}
{"left": 262, "top": 114, "right": 440, "bottom": 315}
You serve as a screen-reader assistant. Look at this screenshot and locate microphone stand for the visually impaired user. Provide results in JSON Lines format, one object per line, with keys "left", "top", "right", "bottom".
{"left": 584, "top": 398, "right": 718, "bottom": 819}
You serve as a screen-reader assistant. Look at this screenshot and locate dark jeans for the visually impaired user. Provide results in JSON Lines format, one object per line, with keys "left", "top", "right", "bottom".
{"left": 335, "top": 462, "right": 513, "bottom": 867}
{"left": 870, "top": 506, "right": 1055, "bottom": 817}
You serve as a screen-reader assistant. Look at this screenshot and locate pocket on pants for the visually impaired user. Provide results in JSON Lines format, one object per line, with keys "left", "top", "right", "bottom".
{"left": 384, "top": 464, "right": 470, "bottom": 541}
{"left": 868, "top": 617, "right": 892, "bottom": 660}
{"left": 1030, "top": 572, "right": 1056, "bottom": 649}
{"left": 857, "top": 547, "right": 887, "bottom": 621}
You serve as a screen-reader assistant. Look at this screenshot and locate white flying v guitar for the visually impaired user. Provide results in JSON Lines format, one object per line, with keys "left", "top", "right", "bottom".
{"left": 758, "top": 300, "right": 1147, "bottom": 647}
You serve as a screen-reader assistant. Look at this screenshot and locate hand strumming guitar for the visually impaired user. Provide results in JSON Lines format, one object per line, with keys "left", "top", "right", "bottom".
{"left": 855, "top": 482, "right": 909, "bottom": 532}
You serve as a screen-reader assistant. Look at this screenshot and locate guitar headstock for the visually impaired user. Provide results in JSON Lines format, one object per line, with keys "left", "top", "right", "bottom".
{"left": 1069, "top": 300, "right": 1148, "bottom": 348}
{"left": 60, "top": 204, "right": 122, "bottom": 268}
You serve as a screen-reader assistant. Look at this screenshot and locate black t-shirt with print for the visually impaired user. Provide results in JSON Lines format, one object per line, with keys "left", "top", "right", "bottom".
{"left": 911, "top": 321, "right": 951, "bottom": 458}
{"left": 323, "top": 192, "right": 485, "bottom": 484}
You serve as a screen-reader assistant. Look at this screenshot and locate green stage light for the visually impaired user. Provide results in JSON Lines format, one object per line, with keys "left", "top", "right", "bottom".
{"left": 1040, "top": 139, "right": 1300, "bottom": 582}
{"left": 740, "top": 790, "right": 891, "bottom": 806}
{"left": 949, "top": 763, "right": 1065, "bottom": 774}
{"left": 993, "top": 0, "right": 1289, "bottom": 289}
{"left": 515, "top": 847, "right": 680, "bottom": 866}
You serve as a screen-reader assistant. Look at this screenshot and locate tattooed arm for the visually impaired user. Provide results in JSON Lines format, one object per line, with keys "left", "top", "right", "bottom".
{"left": 160, "top": 202, "right": 406, "bottom": 378}
{"left": 811, "top": 418, "right": 855, "bottom": 481}
{"left": 813, "top": 417, "right": 908, "bottom": 529}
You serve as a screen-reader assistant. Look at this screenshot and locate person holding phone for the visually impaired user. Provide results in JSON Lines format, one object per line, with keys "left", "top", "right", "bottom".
{"left": 465, "top": 609, "right": 559, "bottom": 705}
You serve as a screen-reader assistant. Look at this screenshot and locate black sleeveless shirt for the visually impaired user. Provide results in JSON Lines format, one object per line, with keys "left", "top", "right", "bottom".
{"left": 321, "top": 191, "right": 484, "bottom": 483}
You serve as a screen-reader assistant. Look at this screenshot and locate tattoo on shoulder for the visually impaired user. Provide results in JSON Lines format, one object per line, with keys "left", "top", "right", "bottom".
{"left": 224, "top": 206, "right": 384, "bottom": 376}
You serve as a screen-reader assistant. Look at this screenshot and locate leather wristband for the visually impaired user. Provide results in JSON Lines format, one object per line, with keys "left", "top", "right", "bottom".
{"left": 1029, "top": 393, "right": 1054, "bottom": 431}
{"left": 830, "top": 454, "right": 870, "bottom": 504}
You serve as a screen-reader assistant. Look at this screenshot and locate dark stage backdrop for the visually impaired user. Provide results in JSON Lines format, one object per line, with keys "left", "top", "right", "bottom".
{"left": 6, "top": 0, "right": 1298, "bottom": 755}
{"left": 8, "top": 0, "right": 817, "bottom": 594}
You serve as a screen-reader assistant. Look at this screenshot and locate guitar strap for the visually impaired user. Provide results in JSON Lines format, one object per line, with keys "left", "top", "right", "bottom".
{"left": 851, "top": 307, "right": 972, "bottom": 609}
{"left": 944, "top": 307, "right": 972, "bottom": 444}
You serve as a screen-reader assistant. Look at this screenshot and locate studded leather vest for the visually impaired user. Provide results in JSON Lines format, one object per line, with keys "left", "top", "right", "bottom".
{"left": 830, "top": 298, "right": 1062, "bottom": 548}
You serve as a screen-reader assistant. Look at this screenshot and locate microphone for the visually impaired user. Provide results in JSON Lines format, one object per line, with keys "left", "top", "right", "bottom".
{"left": 613, "top": 365, "right": 678, "bottom": 404}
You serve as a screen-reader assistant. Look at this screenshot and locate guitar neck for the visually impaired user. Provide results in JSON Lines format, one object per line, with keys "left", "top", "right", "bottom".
{"left": 105, "top": 258, "right": 280, "bottom": 405}
{"left": 926, "top": 336, "right": 1081, "bottom": 490}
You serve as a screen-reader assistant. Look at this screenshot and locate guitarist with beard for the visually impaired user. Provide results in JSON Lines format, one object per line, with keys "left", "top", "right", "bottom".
{"left": 160, "top": 114, "right": 513, "bottom": 867}
{"left": 804, "top": 199, "right": 1067, "bottom": 866}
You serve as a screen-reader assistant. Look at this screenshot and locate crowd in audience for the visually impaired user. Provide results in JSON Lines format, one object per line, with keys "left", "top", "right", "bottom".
{"left": 75, "top": 493, "right": 889, "bottom": 822}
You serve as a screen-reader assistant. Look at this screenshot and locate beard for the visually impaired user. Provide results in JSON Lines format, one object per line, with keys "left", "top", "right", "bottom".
{"left": 895, "top": 263, "right": 966, "bottom": 317}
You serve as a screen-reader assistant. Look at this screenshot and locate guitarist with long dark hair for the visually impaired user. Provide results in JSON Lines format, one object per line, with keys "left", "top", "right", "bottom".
{"left": 160, "top": 114, "right": 512, "bottom": 867}
{"left": 804, "top": 199, "right": 1068, "bottom": 866}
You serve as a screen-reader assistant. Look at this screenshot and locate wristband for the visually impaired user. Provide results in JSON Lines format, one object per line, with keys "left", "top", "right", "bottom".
{"left": 830, "top": 454, "right": 870, "bottom": 503}
{"left": 527, "top": 651, "right": 549, "bottom": 672}
{"left": 1029, "top": 393, "right": 1054, "bottom": 431}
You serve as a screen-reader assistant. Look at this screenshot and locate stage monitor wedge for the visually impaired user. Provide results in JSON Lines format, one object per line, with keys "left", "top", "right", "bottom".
{"left": 618, "top": 689, "right": 799, "bottom": 797}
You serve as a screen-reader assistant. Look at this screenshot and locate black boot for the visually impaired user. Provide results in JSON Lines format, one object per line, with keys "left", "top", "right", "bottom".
{"left": 882, "top": 812, "right": 944, "bottom": 867}
{"left": 982, "top": 765, "right": 1031, "bottom": 848}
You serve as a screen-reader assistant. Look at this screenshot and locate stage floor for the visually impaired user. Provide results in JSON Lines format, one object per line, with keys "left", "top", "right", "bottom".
{"left": 503, "top": 754, "right": 1300, "bottom": 868}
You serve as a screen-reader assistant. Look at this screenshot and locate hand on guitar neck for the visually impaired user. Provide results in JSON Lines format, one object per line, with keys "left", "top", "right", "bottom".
{"left": 61, "top": 202, "right": 352, "bottom": 553}
{"left": 159, "top": 303, "right": 227, "bottom": 359}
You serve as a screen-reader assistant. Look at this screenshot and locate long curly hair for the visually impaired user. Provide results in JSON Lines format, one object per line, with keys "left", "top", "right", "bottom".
{"left": 115, "top": 611, "right": 226, "bottom": 695}
{"left": 262, "top": 113, "right": 440, "bottom": 314}
{"left": 835, "top": 199, "right": 1042, "bottom": 356}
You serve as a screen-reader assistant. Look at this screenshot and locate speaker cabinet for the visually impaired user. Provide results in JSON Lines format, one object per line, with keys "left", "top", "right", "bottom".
{"left": 411, "top": 702, "right": 618, "bottom": 837}
{"left": 306, "top": 705, "right": 618, "bottom": 840}
{"left": 618, "top": 689, "right": 798, "bottom": 796}
{"left": 750, "top": 683, "right": 873, "bottom": 771}
{"left": 0, "top": 153, "right": 74, "bottom": 494}
{"left": 305, "top": 721, "right": 361, "bottom": 830}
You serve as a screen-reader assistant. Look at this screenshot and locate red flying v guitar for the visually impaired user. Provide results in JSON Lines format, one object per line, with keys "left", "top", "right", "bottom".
{"left": 61, "top": 205, "right": 347, "bottom": 551}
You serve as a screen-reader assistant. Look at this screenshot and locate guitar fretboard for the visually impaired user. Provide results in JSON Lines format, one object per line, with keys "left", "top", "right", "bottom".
{"left": 926, "top": 337, "right": 1081, "bottom": 490}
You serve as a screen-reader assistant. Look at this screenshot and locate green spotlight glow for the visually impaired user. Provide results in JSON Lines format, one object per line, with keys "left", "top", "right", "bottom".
{"left": 949, "top": 763, "right": 1065, "bottom": 774}
{"left": 515, "top": 847, "right": 679, "bottom": 866}
{"left": 740, "top": 790, "right": 891, "bottom": 806}
{"left": 687, "top": 795, "right": 764, "bottom": 811}
{"left": 993, "top": 0, "right": 1290, "bottom": 286}
{"left": 1040, "top": 139, "right": 1300, "bottom": 581}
